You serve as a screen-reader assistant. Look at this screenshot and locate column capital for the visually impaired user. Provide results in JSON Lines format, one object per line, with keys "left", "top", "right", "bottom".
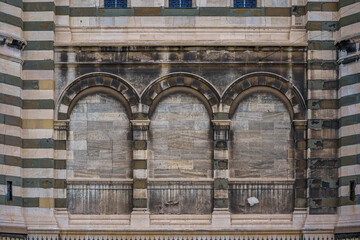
{"left": 211, "top": 119, "right": 231, "bottom": 127}
{"left": 292, "top": 120, "right": 307, "bottom": 127}
{"left": 131, "top": 119, "right": 150, "bottom": 125}
{"left": 131, "top": 120, "right": 150, "bottom": 131}
{"left": 54, "top": 120, "right": 69, "bottom": 131}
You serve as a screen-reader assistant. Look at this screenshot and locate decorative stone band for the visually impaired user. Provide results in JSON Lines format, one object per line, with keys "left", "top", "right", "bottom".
{"left": 56, "top": 7, "right": 296, "bottom": 17}
{"left": 141, "top": 72, "right": 220, "bottom": 118}
{"left": 22, "top": 234, "right": 335, "bottom": 240}
{"left": 57, "top": 73, "right": 139, "bottom": 120}
{"left": 0, "top": 32, "right": 26, "bottom": 50}
{"left": 57, "top": 72, "right": 306, "bottom": 122}
{"left": 222, "top": 72, "right": 306, "bottom": 121}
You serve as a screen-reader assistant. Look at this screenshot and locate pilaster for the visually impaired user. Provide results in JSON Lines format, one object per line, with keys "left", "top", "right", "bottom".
{"left": 130, "top": 119, "right": 150, "bottom": 227}
{"left": 212, "top": 119, "right": 231, "bottom": 226}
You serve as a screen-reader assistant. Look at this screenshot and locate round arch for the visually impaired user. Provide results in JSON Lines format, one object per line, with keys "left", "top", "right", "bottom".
{"left": 140, "top": 72, "right": 221, "bottom": 118}
{"left": 222, "top": 72, "right": 306, "bottom": 120}
{"left": 57, "top": 72, "right": 139, "bottom": 120}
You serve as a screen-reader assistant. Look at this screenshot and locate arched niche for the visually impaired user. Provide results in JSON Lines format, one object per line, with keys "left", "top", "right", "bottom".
{"left": 148, "top": 87, "right": 213, "bottom": 179}
{"left": 67, "top": 87, "right": 132, "bottom": 180}
{"left": 59, "top": 76, "right": 138, "bottom": 215}
{"left": 223, "top": 73, "right": 307, "bottom": 214}
{"left": 147, "top": 87, "right": 214, "bottom": 214}
{"left": 229, "top": 87, "right": 294, "bottom": 179}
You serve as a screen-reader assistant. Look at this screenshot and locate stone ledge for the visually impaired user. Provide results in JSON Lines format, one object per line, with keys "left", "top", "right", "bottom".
{"left": 0, "top": 32, "right": 26, "bottom": 50}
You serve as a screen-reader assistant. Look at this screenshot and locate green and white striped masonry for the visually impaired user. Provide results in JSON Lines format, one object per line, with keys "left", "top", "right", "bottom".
{"left": 306, "top": 0, "right": 339, "bottom": 215}
{"left": 336, "top": 0, "right": 360, "bottom": 233}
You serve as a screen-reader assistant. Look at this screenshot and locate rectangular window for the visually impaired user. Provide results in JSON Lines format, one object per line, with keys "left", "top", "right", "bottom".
{"left": 234, "top": 0, "right": 256, "bottom": 8}
{"left": 104, "top": 0, "right": 127, "bottom": 8}
{"left": 6, "top": 181, "right": 12, "bottom": 201}
{"left": 169, "top": 0, "right": 192, "bottom": 8}
{"left": 350, "top": 181, "right": 355, "bottom": 201}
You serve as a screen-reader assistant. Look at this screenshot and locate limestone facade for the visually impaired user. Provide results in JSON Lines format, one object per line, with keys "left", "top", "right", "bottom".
{"left": 0, "top": 1, "right": 359, "bottom": 240}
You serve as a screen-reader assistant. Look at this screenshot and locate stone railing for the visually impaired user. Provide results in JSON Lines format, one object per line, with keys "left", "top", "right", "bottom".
{"left": 229, "top": 179, "right": 295, "bottom": 214}
{"left": 148, "top": 180, "right": 213, "bottom": 214}
{"left": 67, "top": 180, "right": 132, "bottom": 215}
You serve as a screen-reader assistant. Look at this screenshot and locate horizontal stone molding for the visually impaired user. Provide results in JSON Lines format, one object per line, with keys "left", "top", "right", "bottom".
{"left": 62, "top": 7, "right": 294, "bottom": 17}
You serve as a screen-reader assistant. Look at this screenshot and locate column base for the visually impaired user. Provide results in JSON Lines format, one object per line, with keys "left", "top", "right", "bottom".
{"left": 292, "top": 208, "right": 307, "bottom": 228}
{"left": 212, "top": 208, "right": 231, "bottom": 227}
{"left": 131, "top": 208, "right": 150, "bottom": 227}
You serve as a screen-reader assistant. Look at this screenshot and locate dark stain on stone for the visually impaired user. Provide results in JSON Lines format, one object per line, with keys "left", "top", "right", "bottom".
{"left": 60, "top": 52, "right": 68, "bottom": 62}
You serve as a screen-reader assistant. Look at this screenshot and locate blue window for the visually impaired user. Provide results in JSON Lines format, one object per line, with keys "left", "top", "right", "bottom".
{"left": 104, "top": 0, "right": 127, "bottom": 8}
{"left": 169, "top": 0, "right": 192, "bottom": 8}
{"left": 234, "top": 0, "right": 256, "bottom": 8}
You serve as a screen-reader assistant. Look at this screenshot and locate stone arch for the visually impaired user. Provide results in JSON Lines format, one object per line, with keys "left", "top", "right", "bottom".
{"left": 141, "top": 72, "right": 221, "bottom": 118}
{"left": 57, "top": 72, "right": 139, "bottom": 120}
{"left": 224, "top": 72, "right": 308, "bottom": 212}
{"left": 222, "top": 72, "right": 306, "bottom": 120}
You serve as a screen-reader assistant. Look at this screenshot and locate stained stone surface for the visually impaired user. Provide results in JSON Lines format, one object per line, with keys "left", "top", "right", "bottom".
{"left": 230, "top": 92, "right": 292, "bottom": 179}
{"left": 67, "top": 93, "right": 132, "bottom": 179}
{"left": 67, "top": 182, "right": 132, "bottom": 214}
{"left": 148, "top": 92, "right": 212, "bottom": 179}
{"left": 149, "top": 182, "right": 213, "bottom": 214}
{"left": 229, "top": 182, "right": 294, "bottom": 214}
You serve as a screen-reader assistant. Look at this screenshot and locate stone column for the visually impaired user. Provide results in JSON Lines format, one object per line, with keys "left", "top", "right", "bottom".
{"left": 53, "top": 120, "right": 69, "bottom": 209}
{"left": 293, "top": 120, "right": 307, "bottom": 209}
{"left": 292, "top": 120, "right": 308, "bottom": 228}
{"left": 131, "top": 119, "right": 150, "bottom": 227}
{"left": 212, "top": 120, "right": 231, "bottom": 226}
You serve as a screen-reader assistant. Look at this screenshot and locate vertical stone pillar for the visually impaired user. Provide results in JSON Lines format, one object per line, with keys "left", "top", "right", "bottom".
{"left": 53, "top": 121, "right": 69, "bottom": 210}
{"left": 212, "top": 120, "right": 231, "bottom": 226}
{"left": 131, "top": 119, "right": 150, "bottom": 227}
{"left": 293, "top": 120, "right": 307, "bottom": 209}
{"left": 292, "top": 120, "right": 308, "bottom": 228}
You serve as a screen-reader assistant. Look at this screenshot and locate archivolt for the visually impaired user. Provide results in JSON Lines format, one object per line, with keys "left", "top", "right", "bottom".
{"left": 222, "top": 72, "right": 306, "bottom": 120}
{"left": 56, "top": 72, "right": 139, "bottom": 120}
{"left": 140, "top": 72, "right": 221, "bottom": 117}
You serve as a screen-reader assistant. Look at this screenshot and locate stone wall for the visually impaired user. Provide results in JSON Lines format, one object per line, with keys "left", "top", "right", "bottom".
{"left": 230, "top": 91, "right": 292, "bottom": 179}
{"left": 68, "top": 93, "right": 132, "bottom": 179}
{"left": 2, "top": 0, "right": 357, "bottom": 236}
{"left": 149, "top": 91, "right": 212, "bottom": 179}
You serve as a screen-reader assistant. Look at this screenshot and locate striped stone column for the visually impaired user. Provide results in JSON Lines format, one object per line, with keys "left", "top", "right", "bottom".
{"left": 0, "top": 0, "right": 26, "bottom": 230}
{"left": 131, "top": 119, "right": 150, "bottom": 226}
{"left": 336, "top": 0, "right": 360, "bottom": 234}
{"left": 53, "top": 120, "right": 68, "bottom": 211}
{"left": 304, "top": 0, "right": 339, "bottom": 236}
{"left": 212, "top": 119, "right": 231, "bottom": 226}
{"left": 21, "top": 0, "right": 59, "bottom": 229}
{"left": 306, "top": 0, "right": 339, "bottom": 215}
